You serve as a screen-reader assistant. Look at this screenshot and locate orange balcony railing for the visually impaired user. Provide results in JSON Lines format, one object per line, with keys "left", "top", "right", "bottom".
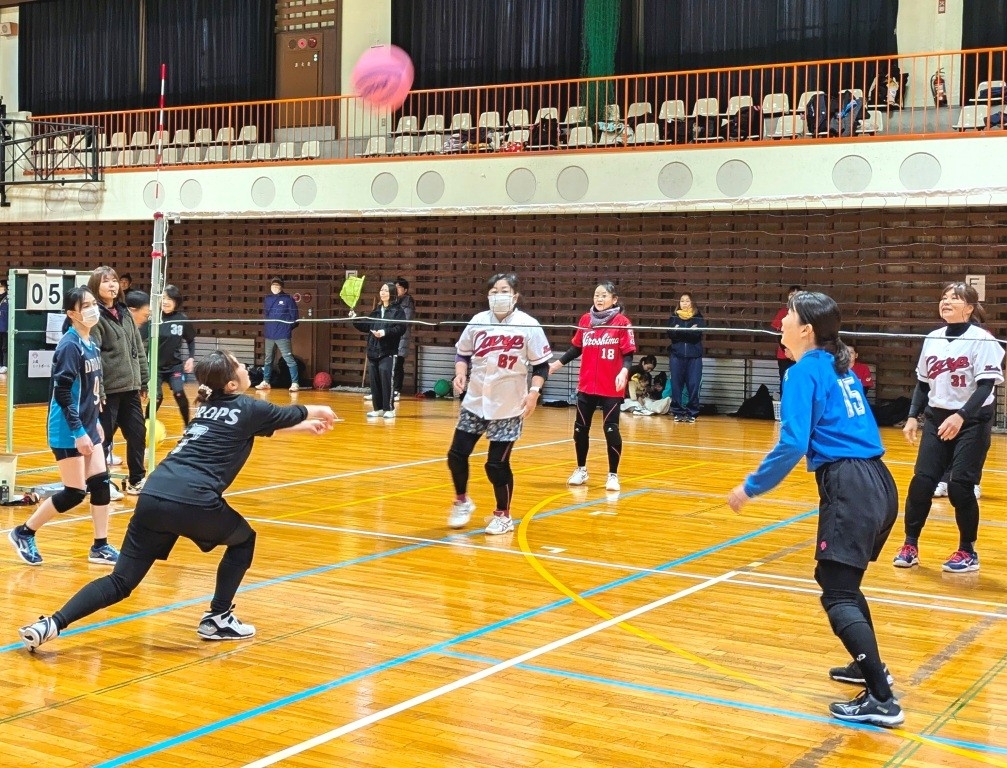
{"left": 28, "top": 46, "right": 1007, "bottom": 173}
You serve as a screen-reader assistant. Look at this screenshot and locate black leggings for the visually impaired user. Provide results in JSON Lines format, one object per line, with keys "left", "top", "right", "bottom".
{"left": 815, "top": 559, "right": 892, "bottom": 701}
{"left": 156, "top": 365, "right": 190, "bottom": 425}
{"left": 53, "top": 496, "right": 256, "bottom": 630}
{"left": 447, "top": 430, "right": 514, "bottom": 513}
{"left": 101, "top": 390, "right": 146, "bottom": 484}
{"left": 573, "top": 394, "right": 623, "bottom": 473}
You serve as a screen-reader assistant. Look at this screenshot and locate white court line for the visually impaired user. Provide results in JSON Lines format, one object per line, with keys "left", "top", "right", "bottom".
{"left": 240, "top": 570, "right": 737, "bottom": 768}
{"left": 225, "top": 437, "right": 571, "bottom": 496}
{"left": 618, "top": 438, "right": 1007, "bottom": 476}
{"left": 249, "top": 518, "right": 1007, "bottom": 617}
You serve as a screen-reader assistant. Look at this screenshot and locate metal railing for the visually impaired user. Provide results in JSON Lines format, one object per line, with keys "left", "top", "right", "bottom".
{"left": 26, "top": 45, "right": 1007, "bottom": 172}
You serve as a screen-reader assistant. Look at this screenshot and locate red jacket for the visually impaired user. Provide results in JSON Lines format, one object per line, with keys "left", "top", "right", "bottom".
{"left": 771, "top": 306, "right": 789, "bottom": 360}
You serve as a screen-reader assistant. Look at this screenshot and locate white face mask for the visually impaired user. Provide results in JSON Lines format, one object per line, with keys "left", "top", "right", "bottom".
{"left": 80, "top": 306, "right": 101, "bottom": 327}
{"left": 488, "top": 293, "right": 515, "bottom": 315}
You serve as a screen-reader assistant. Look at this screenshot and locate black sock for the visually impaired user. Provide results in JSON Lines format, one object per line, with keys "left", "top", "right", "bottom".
{"left": 93, "top": 538, "right": 107, "bottom": 548}
{"left": 17, "top": 523, "right": 36, "bottom": 537}
{"left": 904, "top": 536, "right": 919, "bottom": 547}
{"left": 958, "top": 541, "right": 975, "bottom": 554}
{"left": 837, "top": 621, "right": 893, "bottom": 701}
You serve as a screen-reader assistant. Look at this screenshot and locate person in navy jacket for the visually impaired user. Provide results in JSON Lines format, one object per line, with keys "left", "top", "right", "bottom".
{"left": 727, "top": 291, "right": 903, "bottom": 729}
{"left": 256, "top": 277, "right": 300, "bottom": 392}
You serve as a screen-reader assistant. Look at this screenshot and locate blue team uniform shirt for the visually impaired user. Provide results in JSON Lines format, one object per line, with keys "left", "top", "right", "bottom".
{"left": 744, "top": 349, "right": 883, "bottom": 497}
{"left": 47, "top": 328, "right": 103, "bottom": 448}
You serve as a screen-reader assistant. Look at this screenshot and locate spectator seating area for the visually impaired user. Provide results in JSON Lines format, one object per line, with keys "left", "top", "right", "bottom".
{"left": 29, "top": 50, "right": 1007, "bottom": 170}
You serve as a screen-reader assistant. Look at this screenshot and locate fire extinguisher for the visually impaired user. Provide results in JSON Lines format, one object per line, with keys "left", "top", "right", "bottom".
{"left": 931, "top": 68, "right": 947, "bottom": 107}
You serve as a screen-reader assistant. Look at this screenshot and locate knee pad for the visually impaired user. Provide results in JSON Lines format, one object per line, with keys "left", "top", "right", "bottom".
{"left": 86, "top": 473, "right": 112, "bottom": 506}
{"left": 907, "top": 474, "right": 940, "bottom": 508}
{"left": 222, "top": 529, "right": 256, "bottom": 571}
{"left": 447, "top": 448, "right": 468, "bottom": 475}
{"left": 572, "top": 422, "right": 588, "bottom": 442}
{"left": 948, "top": 480, "right": 977, "bottom": 508}
{"left": 52, "top": 486, "right": 88, "bottom": 513}
{"left": 484, "top": 459, "right": 513, "bottom": 488}
{"left": 820, "top": 598, "right": 866, "bottom": 637}
{"left": 603, "top": 422, "right": 621, "bottom": 439}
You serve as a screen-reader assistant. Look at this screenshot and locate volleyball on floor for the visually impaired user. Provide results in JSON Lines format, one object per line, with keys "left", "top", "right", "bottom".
{"left": 351, "top": 45, "right": 414, "bottom": 109}
{"left": 145, "top": 419, "right": 167, "bottom": 445}
{"left": 312, "top": 371, "right": 333, "bottom": 390}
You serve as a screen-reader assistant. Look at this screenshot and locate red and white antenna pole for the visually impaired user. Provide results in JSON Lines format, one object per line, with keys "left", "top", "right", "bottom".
{"left": 147, "top": 64, "right": 168, "bottom": 471}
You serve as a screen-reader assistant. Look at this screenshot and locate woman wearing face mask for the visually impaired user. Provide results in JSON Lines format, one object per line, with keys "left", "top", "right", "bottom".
{"left": 446, "top": 274, "right": 552, "bottom": 535}
{"left": 549, "top": 281, "right": 635, "bottom": 492}
{"left": 353, "top": 281, "right": 406, "bottom": 418}
{"left": 893, "top": 282, "right": 1004, "bottom": 573}
{"left": 727, "top": 291, "right": 902, "bottom": 728}
{"left": 89, "top": 266, "right": 149, "bottom": 496}
{"left": 7, "top": 287, "right": 120, "bottom": 566}
{"left": 667, "top": 292, "right": 707, "bottom": 423}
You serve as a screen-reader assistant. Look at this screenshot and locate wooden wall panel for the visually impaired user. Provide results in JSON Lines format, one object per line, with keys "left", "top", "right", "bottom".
{"left": 2, "top": 208, "right": 1005, "bottom": 397}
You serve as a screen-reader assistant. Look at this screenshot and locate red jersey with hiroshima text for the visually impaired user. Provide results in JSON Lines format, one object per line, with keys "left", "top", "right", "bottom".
{"left": 916, "top": 324, "right": 1004, "bottom": 410}
{"left": 571, "top": 312, "right": 636, "bottom": 397}
{"left": 457, "top": 308, "right": 552, "bottom": 421}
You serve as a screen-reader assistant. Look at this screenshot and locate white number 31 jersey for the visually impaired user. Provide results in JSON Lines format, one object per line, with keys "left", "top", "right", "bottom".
{"left": 917, "top": 324, "right": 1004, "bottom": 410}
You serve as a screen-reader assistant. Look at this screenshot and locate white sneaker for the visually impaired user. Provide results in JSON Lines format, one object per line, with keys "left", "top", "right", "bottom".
{"left": 383, "top": 410, "right": 396, "bottom": 419}
{"left": 255, "top": 381, "right": 271, "bottom": 390}
{"left": 289, "top": 383, "right": 300, "bottom": 392}
{"left": 448, "top": 498, "right": 475, "bottom": 528}
{"left": 394, "top": 391, "right": 401, "bottom": 401}
{"left": 975, "top": 485, "right": 982, "bottom": 499}
{"left": 0, "top": 366, "right": 7, "bottom": 374}
{"left": 567, "top": 467, "right": 589, "bottom": 486}
{"left": 108, "top": 454, "right": 123, "bottom": 466}
{"left": 605, "top": 473, "right": 621, "bottom": 492}
{"left": 363, "top": 394, "right": 372, "bottom": 401}
{"left": 19, "top": 615, "right": 59, "bottom": 652}
{"left": 365, "top": 410, "right": 385, "bottom": 417}
{"left": 108, "top": 483, "right": 124, "bottom": 502}
{"left": 632, "top": 407, "right": 653, "bottom": 416}
{"left": 197, "top": 604, "right": 255, "bottom": 641}
{"left": 485, "top": 514, "right": 514, "bottom": 535}
{"left": 933, "top": 482, "right": 948, "bottom": 498}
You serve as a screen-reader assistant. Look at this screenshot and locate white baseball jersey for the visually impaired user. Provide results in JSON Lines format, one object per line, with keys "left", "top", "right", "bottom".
{"left": 456, "top": 309, "right": 552, "bottom": 421}
{"left": 916, "top": 324, "right": 1004, "bottom": 410}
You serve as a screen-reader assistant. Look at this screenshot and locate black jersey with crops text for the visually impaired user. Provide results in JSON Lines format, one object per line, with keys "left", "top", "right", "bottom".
{"left": 141, "top": 394, "right": 307, "bottom": 505}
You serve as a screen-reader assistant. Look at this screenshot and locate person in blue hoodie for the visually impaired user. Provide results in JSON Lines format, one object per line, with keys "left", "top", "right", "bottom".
{"left": 727, "top": 291, "right": 902, "bottom": 729}
{"left": 255, "top": 277, "right": 300, "bottom": 392}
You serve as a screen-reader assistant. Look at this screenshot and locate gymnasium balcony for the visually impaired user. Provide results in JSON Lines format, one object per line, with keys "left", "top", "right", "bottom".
{"left": 3, "top": 45, "right": 1007, "bottom": 222}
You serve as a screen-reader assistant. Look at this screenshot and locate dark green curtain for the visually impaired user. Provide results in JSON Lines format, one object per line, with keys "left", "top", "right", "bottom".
{"left": 581, "top": 0, "right": 621, "bottom": 123}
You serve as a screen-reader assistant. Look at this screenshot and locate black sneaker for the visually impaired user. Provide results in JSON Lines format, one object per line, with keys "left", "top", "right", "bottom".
{"left": 829, "top": 660, "right": 895, "bottom": 686}
{"left": 829, "top": 690, "right": 904, "bottom": 727}
{"left": 197, "top": 604, "right": 256, "bottom": 641}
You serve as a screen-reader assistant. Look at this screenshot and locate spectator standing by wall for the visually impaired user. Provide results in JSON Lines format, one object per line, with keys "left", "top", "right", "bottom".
{"left": 667, "top": 292, "right": 706, "bottom": 422}
{"left": 255, "top": 277, "right": 300, "bottom": 392}
{"left": 393, "top": 277, "right": 415, "bottom": 398}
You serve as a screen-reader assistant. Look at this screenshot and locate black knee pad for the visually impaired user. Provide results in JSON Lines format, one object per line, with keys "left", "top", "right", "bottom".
{"left": 603, "top": 422, "right": 621, "bottom": 438}
{"left": 947, "top": 480, "right": 977, "bottom": 508}
{"left": 86, "top": 473, "right": 112, "bottom": 506}
{"left": 52, "top": 486, "right": 88, "bottom": 513}
{"left": 222, "top": 528, "right": 256, "bottom": 571}
{"left": 484, "top": 460, "right": 513, "bottom": 488}
{"left": 907, "top": 474, "right": 940, "bottom": 508}
{"left": 821, "top": 597, "right": 865, "bottom": 637}
{"left": 573, "top": 422, "right": 587, "bottom": 439}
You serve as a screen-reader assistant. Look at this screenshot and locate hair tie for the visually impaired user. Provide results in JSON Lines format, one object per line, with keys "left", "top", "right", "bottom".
{"left": 197, "top": 384, "right": 213, "bottom": 398}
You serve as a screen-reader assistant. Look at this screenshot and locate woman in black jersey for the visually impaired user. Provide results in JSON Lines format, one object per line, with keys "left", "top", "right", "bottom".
{"left": 155, "top": 285, "right": 196, "bottom": 425}
{"left": 18, "top": 351, "right": 336, "bottom": 652}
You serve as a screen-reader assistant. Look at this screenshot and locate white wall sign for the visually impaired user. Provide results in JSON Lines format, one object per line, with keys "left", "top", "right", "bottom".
{"left": 28, "top": 349, "right": 55, "bottom": 378}
{"left": 965, "top": 274, "right": 986, "bottom": 301}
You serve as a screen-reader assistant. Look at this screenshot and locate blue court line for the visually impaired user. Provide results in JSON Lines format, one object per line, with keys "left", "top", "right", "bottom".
{"left": 1, "top": 492, "right": 645, "bottom": 654}
{"left": 90, "top": 507, "right": 816, "bottom": 767}
{"left": 441, "top": 650, "right": 1007, "bottom": 757}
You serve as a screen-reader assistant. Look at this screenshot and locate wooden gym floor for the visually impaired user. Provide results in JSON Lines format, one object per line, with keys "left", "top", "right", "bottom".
{"left": 2, "top": 387, "right": 1006, "bottom": 768}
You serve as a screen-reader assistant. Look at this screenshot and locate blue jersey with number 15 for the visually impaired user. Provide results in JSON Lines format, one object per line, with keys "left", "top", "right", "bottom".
{"left": 744, "top": 348, "right": 883, "bottom": 497}
{"left": 47, "top": 328, "right": 103, "bottom": 449}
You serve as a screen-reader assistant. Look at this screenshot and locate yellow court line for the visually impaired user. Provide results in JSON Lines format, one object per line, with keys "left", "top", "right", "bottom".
{"left": 516, "top": 472, "right": 1007, "bottom": 766}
